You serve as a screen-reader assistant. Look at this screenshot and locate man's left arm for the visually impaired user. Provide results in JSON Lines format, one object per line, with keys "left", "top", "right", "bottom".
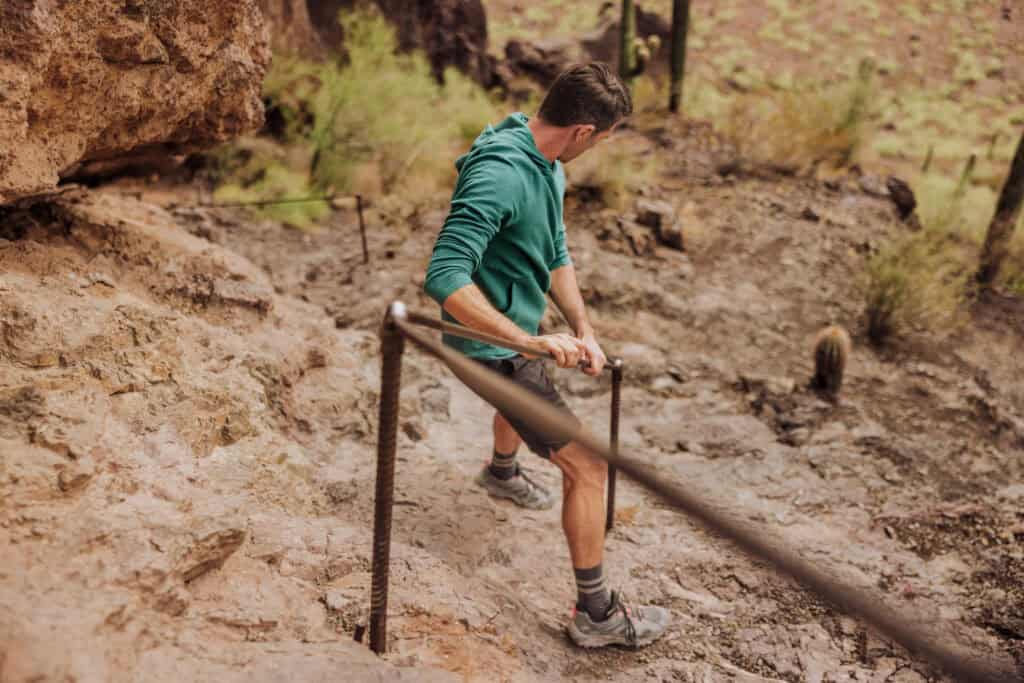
{"left": 549, "top": 262, "right": 607, "bottom": 376}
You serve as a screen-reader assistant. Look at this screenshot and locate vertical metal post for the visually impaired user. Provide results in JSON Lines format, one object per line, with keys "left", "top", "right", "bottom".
{"left": 606, "top": 358, "right": 623, "bottom": 532}
{"left": 357, "top": 194, "right": 369, "bottom": 264}
{"left": 369, "top": 304, "right": 405, "bottom": 654}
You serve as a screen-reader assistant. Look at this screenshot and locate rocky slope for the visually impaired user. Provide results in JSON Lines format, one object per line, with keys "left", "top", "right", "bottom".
{"left": 0, "top": 191, "right": 455, "bottom": 681}
{"left": 0, "top": 0, "right": 269, "bottom": 204}
{"left": 3, "top": 120, "right": 1022, "bottom": 680}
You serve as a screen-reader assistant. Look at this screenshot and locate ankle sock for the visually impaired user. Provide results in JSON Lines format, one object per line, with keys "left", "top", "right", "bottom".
{"left": 488, "top": 449, "right": 518, "bottom": 481}
{"left": 574, "top": 564, "right": 612, "bottom": 621}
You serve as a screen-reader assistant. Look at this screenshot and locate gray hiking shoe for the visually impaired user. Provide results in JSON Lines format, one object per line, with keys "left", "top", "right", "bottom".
{"left": 474, "top": 464, "right": 555, "bottom": 510}
{"left": 567, "top": 591, "right": 671, "bottom": 649}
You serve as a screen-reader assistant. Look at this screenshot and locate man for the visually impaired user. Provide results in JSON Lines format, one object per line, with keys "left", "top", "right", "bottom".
{"left": 423, "top": 62, "right": 670, "bottom": 649}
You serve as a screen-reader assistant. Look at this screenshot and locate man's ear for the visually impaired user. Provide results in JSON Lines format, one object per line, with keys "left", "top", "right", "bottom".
{"left": 574, "top": 124, "right": 597, "bottom": 143}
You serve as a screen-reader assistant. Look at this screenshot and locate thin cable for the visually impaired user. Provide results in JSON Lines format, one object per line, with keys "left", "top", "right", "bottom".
{"left": 391, "top": 312, "right": 1016, "bottom": 683}
{"left": 184, "top": 195, "right": 345, "bottom": 209}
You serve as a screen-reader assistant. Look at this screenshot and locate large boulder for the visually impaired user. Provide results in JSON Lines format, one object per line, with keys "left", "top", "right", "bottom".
{"left": 264, "top": 0, "right": 496, "bottom": 86}
{"left": 0, "top": 0, "right": 270, "bottom": 204}
{"left": 258, "top": 0, "right": 326, "bottom": 56}
{"left": 374, "top": 0, "right": 493, "bottom": 85}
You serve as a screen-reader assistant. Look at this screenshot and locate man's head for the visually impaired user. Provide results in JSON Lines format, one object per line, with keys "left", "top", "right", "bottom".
{"left": 536, "top": 62, "right": 633, "bottom": 163}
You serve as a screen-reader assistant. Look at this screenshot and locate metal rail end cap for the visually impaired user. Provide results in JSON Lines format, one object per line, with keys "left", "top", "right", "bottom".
{"left": 381, "top": 301, "right": 408, "bottom": 334}
{"left": 385, "top": 301, "right": 407, "bottom": 323}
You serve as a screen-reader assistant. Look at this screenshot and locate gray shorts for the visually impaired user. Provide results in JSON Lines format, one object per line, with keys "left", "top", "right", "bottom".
{"left": 475, "top": 355, "right": 579, "bottom": 459}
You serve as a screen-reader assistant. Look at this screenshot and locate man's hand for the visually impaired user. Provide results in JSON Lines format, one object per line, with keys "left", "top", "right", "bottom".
{"left": 548, "top": 263, "right": 605, "bottom": 375}
{"left": 579, "top": 331, "right": 607, "bottom": 376}
{"left": 526, "top": 333, "right": 589, "bottom": 368}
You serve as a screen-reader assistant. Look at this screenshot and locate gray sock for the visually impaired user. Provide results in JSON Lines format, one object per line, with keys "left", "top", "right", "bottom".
{"left": 488, "top": 449, "right": 518, "bottom": 481}
{"left": 574, "top": 564, "right": 612, "bottom": 621}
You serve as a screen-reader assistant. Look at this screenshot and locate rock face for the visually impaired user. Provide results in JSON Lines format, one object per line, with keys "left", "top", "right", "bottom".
{"left": 0, "top": 190, "right": 459, "bottom": 681}
{"left": 264, "top": 0, "right": 497, "bottom": 85}
{"left": 0, "top": 0, "right": 270, "bottom": 204}
{"left": 379, "top": 0, "right": 494, "bottom": 86}
{"left": 504, "top": 39, "right": 574, "bottom": 86}
{"left": 258, "top": 0, "right": 326, "bottom": 56}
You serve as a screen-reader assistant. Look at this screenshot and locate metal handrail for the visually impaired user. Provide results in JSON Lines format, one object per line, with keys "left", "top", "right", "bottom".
{"left": 362, "top": 301, "right": 1014, "bottom": 683}
{"left": 404, "top": 306, "right": 613, "bottom": 372}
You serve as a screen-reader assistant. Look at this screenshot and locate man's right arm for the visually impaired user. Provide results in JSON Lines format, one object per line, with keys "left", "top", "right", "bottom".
{"left": 423, "top": 159, "right": 586, "bottom": 367}
{"left": 441, "top": 284, "right": 587, "bottom": 367}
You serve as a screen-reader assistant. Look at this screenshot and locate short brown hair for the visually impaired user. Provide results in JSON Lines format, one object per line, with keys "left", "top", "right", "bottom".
{"left": 537, "top": 62, "right": 633, "bottom": 132}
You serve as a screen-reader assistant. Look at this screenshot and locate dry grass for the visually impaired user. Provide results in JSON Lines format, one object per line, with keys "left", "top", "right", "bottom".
{"left": 862, "top": 230, "right": 971, "bottom": 345}
{"left": 1002, "top": 216, "right": 1024, "bottom": 295}
{"left": 719, "top": 59, "right": 875, "bottom": 175}
{"left": 863, "top": 156, "right": 1024, "bottom": 343}
{"left": 566, "top": 136, "right": 660, "bottom": 210}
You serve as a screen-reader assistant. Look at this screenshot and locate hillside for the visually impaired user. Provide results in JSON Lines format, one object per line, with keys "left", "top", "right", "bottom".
{"left": 2, "top": 1, "right": 1024, "bottom": 681}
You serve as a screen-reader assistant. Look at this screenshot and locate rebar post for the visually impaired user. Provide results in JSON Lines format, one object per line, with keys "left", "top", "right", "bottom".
{"left": 357, "top": 194, "right": 369, "bottom": 264}
{"left": 606, "top": 358, "right": 623, "bottom": 532}
{"left": 369, "top": 303, "right": 406, "bottom": 654}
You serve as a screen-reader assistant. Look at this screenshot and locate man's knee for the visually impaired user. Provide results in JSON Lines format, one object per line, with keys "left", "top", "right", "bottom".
{"left": 553, "top": 442, "right": 607, "bottom": 486}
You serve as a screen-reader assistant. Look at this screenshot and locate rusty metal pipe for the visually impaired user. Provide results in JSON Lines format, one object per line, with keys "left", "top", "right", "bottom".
{"left": 606, "top": 358, "right": 623, "bottom": 532}
{"left": 368, "top": 302, "right": 406, "bottom": 654}
{"left": 391, "top": 311, "right": 1013, "bottom": 683}
{"left": 357, "top": 194, "right": 369, "bottom": 264}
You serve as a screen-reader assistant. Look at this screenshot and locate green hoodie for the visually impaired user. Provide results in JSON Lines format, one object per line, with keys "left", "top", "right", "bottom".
{"left": 424, "top": 112, "right": 571, "bottom": 360}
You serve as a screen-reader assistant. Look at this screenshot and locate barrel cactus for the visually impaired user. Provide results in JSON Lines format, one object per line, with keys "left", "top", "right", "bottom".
{"left": 812, "top": 325, "right": 851, "bottom": 396}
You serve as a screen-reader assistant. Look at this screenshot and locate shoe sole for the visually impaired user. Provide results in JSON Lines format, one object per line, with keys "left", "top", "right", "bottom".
{"left": 565, "top": 623, "right": 666, "bottom": 649}
{"left": 474, "top": 472, "right": 554, "bottom": 510}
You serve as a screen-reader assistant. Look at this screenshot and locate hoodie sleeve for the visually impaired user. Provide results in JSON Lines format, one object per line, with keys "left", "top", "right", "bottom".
{"left": 549, "top": 220, "right": 571, "bottom": 270}
{"left": 548, "top": 161, "right": 571, "bottom": 270}
{"left": 424, "top": 158, "right": 522, "bottom": 305}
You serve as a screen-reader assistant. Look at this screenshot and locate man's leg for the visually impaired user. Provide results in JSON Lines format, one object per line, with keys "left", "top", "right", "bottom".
{"left": 554, "top": 440, "right": 672, "bottom": 648}
{"left": 489, "top": 411, "right": 523, "bottom": 479}
{"left": 551, "top": 442, "right": 611, "bottom": 617}
{"left": 474, "top": 407, "right": 555, "bottom": 510}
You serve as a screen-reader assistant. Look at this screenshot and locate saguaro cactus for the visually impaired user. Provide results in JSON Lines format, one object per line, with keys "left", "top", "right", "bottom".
{"left": 619, "top": 0, "right": 637, "bottom": 88}
{"left": 669, "top": 0, "right": 690, "bottom": 113}
{"left": 977, "top": 127, "right": 1024, "bottom": 286}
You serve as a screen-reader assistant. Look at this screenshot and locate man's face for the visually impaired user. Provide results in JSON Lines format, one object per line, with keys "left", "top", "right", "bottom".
{"left": 558, "top": 120, "right": 621, "bottom": 163}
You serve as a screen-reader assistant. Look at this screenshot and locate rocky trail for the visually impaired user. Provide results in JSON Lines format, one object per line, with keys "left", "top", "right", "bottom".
{"left": 3, "top": 0, "right": 1024, "bottom": 680}
{"left": 3, "top": 124, "right": 1023, "bottom": 681}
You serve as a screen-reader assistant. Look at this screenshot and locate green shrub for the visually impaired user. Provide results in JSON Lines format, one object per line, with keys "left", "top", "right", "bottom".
{"left": 297, "top": 11, "right": 500, "bottom": 197}
{"left": 212, "top": 8, "right": 502, "bottom": 226}
{"left": 206, "top": 138, "right": 329, "bottom": 228}
{"left": 860, "top": 163, "right": 1024, "bottom": 343}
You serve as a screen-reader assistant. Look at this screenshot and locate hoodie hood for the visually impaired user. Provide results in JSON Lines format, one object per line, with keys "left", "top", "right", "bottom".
{"left": 455, "top": 112, "right": 555, "bottom": 174}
